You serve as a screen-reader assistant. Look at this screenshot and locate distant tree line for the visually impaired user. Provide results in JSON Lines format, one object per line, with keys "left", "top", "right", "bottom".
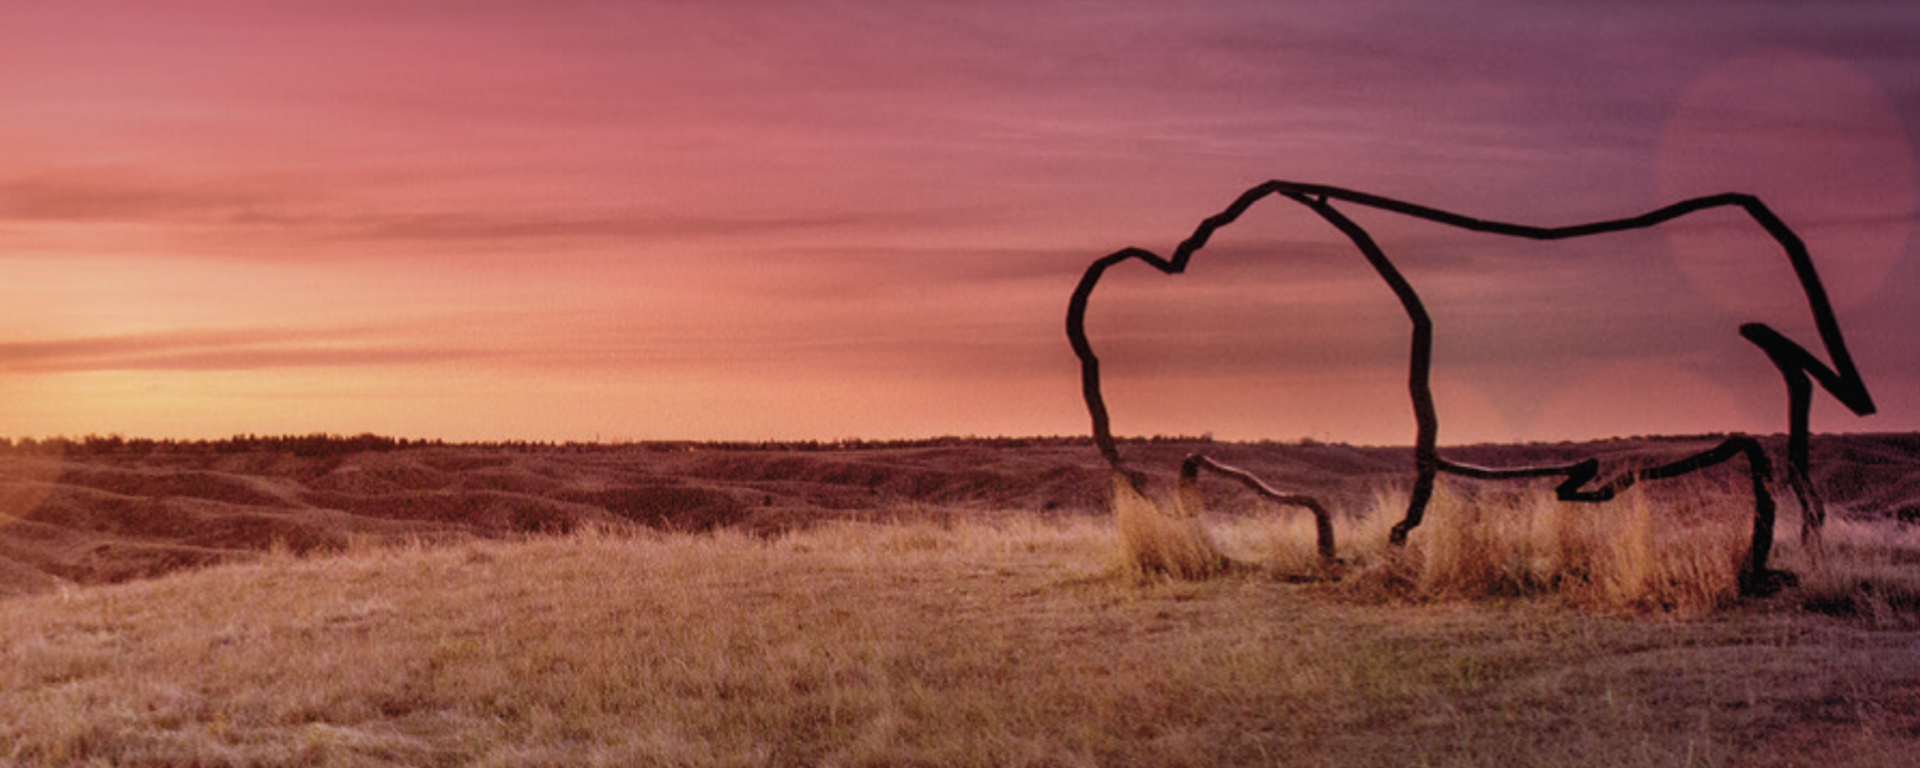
{"left": 0, "top": 433, "right": 442, "bottom": 458}
{"left": 0, "top": 432, "right": 1242, "bottom": 458}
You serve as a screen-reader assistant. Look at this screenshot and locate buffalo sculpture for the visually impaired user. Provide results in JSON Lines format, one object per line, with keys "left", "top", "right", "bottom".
{"left": 1066, "top": 180, "right": 1876, "bottom": 595}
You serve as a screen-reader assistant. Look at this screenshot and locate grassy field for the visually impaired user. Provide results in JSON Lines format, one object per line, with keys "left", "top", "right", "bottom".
{"left": 2, "top": 485, "right": 1919, "bottom": 767}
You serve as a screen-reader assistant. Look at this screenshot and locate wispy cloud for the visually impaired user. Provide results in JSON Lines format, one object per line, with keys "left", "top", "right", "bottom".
{"left": 1, "top": 168, "right": 280, "bottom": 222}
{"left": 0, "top": 327, "right": 482, "bottom": 373}
{"left": 1, "top": 167, "right": 1001, "bottom": 261}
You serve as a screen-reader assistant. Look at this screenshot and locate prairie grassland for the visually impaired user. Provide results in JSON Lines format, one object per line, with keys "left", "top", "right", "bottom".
{"left": 1, "top": 491, "right": 1918, "bottom": 767}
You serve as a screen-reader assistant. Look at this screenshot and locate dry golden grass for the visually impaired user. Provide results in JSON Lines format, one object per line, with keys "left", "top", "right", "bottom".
{"left": 1111, "top": 473, "right": 1226, "bottom": 579}
{"left": 1789, "top": 517, "right": 1920, "bottom": 628}
{"left": 1393, "top": 479, "right": 1750, "bottom": 611}
{"left": 2, "top": 486, "right": 1919, "bottom": 766}
{"left": 1137, "top": 471, "right": 1825, "bottom": 612}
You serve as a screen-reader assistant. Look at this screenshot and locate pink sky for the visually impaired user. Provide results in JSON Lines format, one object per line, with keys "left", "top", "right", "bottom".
{"left": 2, "top": 1, "right": 1917, "bottom": 445}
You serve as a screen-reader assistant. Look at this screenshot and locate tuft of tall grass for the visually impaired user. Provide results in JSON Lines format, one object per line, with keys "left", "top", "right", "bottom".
{"left": 1151, "top": 464, "right": 1920, "bottom": 624}
{"left": 1149, "top": 470, "right": 1758, "bottom": 612}
{"left": 1403, "top": 479, "right": 1746, "bottom": 611}
{"left": 1111, "top": 472, "right": 1226, "bottom": 579}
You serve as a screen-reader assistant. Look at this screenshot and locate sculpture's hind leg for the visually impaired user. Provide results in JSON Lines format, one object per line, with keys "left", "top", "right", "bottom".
{"left": 1782, "top": 371, "right": 1828, "bottom": 567}
{"left": 1388, "top": 448, "right": 1440, "bottom": 546}
{"left": 1786, "top": 458, "right": 1825, "bottom": 568}
{"left": 1632, "top": 435, "right": 1789, "bottom": 596}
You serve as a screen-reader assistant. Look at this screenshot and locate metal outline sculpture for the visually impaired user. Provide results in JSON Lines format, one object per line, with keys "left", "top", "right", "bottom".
{"left": 1066, "top": 180, "right": 1876, "bottom": 595}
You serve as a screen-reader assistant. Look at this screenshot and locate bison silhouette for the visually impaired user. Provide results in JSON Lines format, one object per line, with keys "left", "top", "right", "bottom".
{"left": 1066, "top": 180, "right": 1876, "bottom": 595}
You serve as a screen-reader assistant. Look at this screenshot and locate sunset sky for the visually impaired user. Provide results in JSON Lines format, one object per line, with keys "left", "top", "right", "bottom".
{"left": 3, "top": 1, "right": 1917, "bottom": 445}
